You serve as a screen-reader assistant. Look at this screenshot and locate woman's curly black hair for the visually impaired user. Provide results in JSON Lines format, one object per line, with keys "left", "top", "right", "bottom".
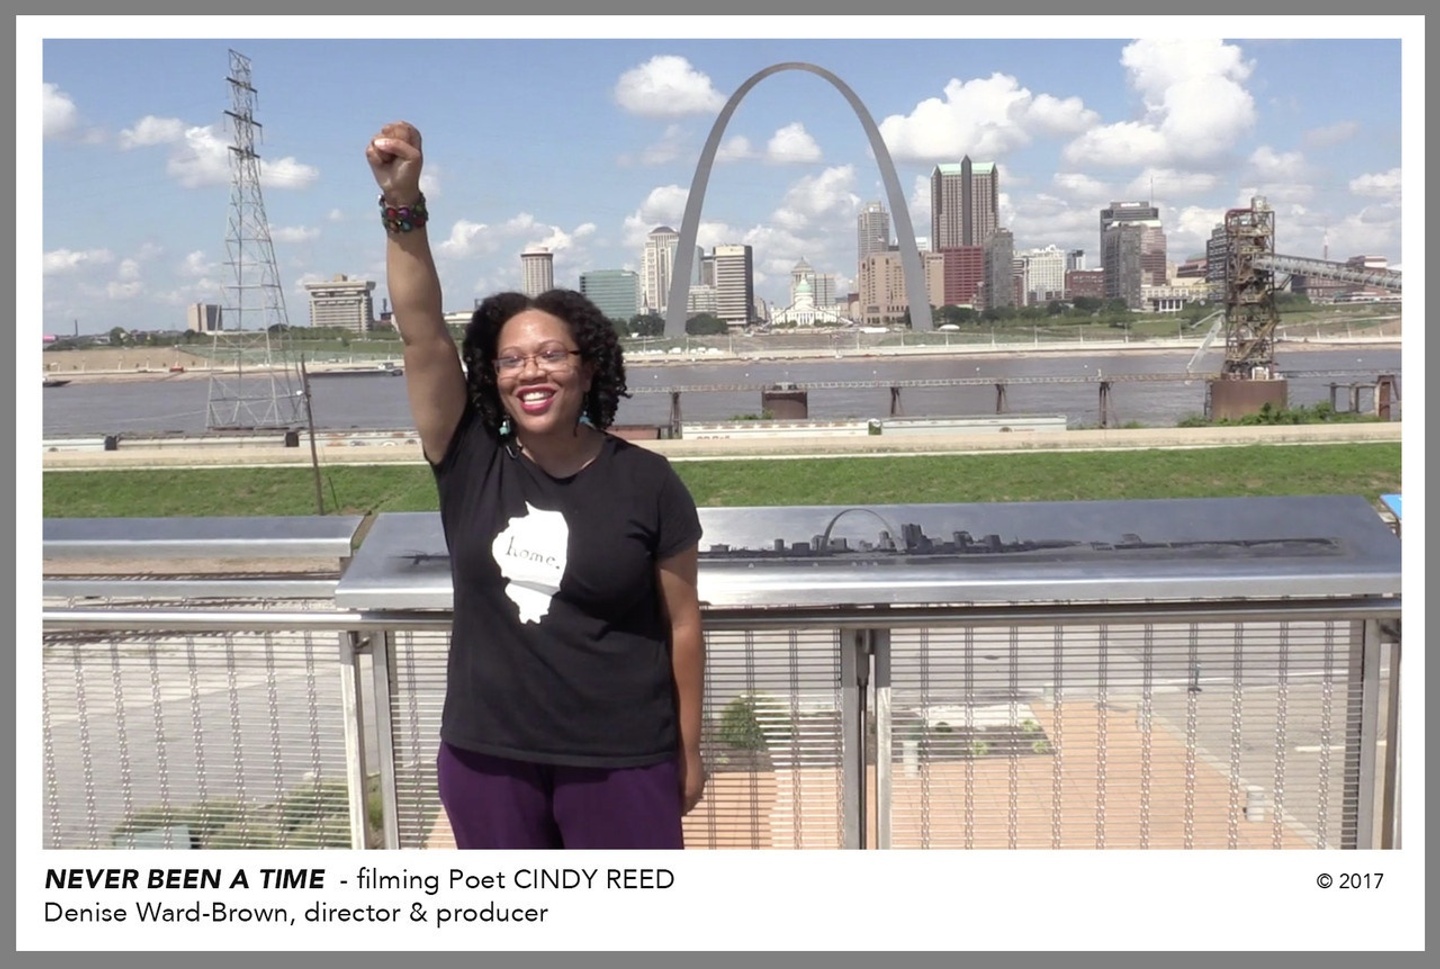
{"left": 460, "top": 288, "right": 629, "bottom": 436}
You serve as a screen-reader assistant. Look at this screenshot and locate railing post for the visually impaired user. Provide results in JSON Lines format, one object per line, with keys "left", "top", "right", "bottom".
{"left": 369, "top": 631, "right": 402, "bottom": 850}
{"left": 340, "top": 631, "right": 371, "bottom": 850}
{"left": 873, "top": 628, "right": 893, "bottom": 849}
{"left": 839, "top": 629, "right": 870, "bottom": 849}
{"left": 1380, "top": 635, "right": 1401, "bottom": 848}
{"left": 1350, "top": 620, "right": 1383, "bottom": 848}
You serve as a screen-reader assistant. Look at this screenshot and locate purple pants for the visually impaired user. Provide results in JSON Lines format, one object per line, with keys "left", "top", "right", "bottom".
{"left": 436, "top": 742, "right": 685, "bottom": 849}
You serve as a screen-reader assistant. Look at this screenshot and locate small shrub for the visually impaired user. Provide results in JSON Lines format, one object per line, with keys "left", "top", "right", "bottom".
{"left": 717, "top": 695, "right": 768, "bottom": 751}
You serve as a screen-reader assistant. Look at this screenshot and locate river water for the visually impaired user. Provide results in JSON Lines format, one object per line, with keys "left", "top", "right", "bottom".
{"left": 40, "top": 346, "right": 1402, "bottom": 437}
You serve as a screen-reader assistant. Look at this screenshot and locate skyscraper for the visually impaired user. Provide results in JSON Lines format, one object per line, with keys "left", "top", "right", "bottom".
{"left": 1018, "top": 245, "right": 1067, "bottom": 305}
{"left": 521, "top": 248, "right": 554, "bottom": 297}
{"left": 579, "top": 269, "right": 640, "bottom": 321}
{"left": 856, "top": 201, "right": 890, "bottom": 265}
{"left": 932, "top": 156, "right": 999, "bottom": 250}
{"left": 712, "top": 244, "right": 754, "bottom": 326}
{"left": 1102, "top": 224, "right": 1145, "bottom": 309}
{"left": 983, "top": 229, "right": 1015, "bottom": 311}
{"left": 641, "top": 226, "right": 679, "bottom": 313}
{"left": 1099, "top": 201, "right": 1167, "bottom": 305}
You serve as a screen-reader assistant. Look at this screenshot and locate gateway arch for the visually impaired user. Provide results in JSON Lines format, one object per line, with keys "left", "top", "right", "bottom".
{"left": 663, "top": 62, "right": 933, "bottom": 338}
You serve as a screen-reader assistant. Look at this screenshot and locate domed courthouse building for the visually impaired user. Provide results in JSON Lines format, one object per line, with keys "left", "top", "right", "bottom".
{"left": 770, "top": 260, "right": 853, "bottom": 328}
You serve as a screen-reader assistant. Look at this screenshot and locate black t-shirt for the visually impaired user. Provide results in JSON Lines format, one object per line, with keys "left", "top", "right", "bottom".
{"left": 432, "top": 404, "right": 703, "bottom": 768}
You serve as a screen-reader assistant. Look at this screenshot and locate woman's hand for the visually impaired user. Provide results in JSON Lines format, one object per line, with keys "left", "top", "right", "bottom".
{"left": 365, "top": 121, "right": 424, "bottom": 206}
{"left": 678, "top": 744, "right": 707, "bottom": 816}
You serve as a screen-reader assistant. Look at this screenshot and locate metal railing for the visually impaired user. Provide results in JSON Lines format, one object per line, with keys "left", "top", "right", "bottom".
{"left": 41, "top": 512, "right": 1402, "bottom": 851}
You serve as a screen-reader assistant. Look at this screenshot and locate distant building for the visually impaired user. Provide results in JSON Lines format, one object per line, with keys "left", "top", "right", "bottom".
{"left": 1101, "top": 201, "right": 1166, "bottom": 307}
{"left": 686, "top": 284, "right": 719, "bottom": 316}
{"left": 1066, "top": 249, "right": 1086, "bottom": 272}
{"left": 1065, "top": 269, "right": 1105, "bottom": 302}
{"left": 771, "top": 276, "right": 852, "bottom": 327}
{"left": 186, "top": 302, "right": 223, "bottom": 333}
{"left": 641, "top": 226, "right": 679, "bottom": 313}
{"left": 1102, "top": 224, "right": 1145, "bottom": 309}
{"left": 1142, "top": 279, "right": 1207, "bottom": 313}
{"left": 932, "top": 157, "right": 999, "bottom": 250}
{"left": 579, "top": 269, "right": 640, "bottom": 321}
{"left": 712, "top": 244, "right": 755, "bottom": 326}
{"left": 521, "top": 248, "right": 554, "bottom": 298}
{"left": 858, "top": 250, "right": 908, "bottom": 326}
{"left": 303, "top": 275, "right": 375, "bottom": 333}
{"left": 937, "top": 246, "right": 985, "bottom": 306}
{"left": 1018, "top": 245, "right": 1067, "bottom": 306}
{"left": 983, "top": 229, "right": 1015, "bottom": 310}
{"left": 922, "top": 251, "right": 946, "bottom": 312}
{"left": 856, "top": 201, "right": 890, "bottom": 284}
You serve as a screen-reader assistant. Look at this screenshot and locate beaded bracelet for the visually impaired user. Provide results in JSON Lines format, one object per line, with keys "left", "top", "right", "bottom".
{"left": 379, "top": 193, "right": 429, "bottom": 233}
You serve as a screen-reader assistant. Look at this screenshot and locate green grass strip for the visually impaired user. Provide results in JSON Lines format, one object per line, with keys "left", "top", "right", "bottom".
{"left": 43, "top": 443, "right": 1400, "bottom": 519}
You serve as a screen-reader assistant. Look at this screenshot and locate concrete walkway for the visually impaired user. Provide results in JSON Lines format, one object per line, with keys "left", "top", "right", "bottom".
{"left": 41, "top": 421, "right": 1402, "bottom": 471}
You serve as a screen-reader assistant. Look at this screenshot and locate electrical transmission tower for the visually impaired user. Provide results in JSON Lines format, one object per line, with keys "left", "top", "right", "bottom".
{"left": 206, "top": 48, "right": 302, "bottom": 431}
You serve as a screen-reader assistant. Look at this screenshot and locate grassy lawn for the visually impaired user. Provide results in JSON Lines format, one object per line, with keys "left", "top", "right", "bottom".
{"left": 43, "top": 443, "right": 1401, "bottom": 519}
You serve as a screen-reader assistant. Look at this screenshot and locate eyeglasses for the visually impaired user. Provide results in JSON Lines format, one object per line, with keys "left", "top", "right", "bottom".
{"left": 493, "top": 349, "right": 582, "bottom": 374}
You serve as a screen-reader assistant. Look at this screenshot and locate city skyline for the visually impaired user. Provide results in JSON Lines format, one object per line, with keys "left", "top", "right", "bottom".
{"left": 32, "top": 23, "right": 1411, "bottom": 335}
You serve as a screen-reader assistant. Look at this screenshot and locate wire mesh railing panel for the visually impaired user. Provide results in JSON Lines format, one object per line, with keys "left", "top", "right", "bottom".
{"left": 885, "top": 620, "right": 1367, "bottom": 849}
{"left": 688, "top": 627, "right": 847, "bottom": 849}
{"left": 42, "top": 626, "right": 357, "bottom": 849}
{"left": 393, "top": 626, "right": 851, "bottom": 850}
{"left": 381, "top": 630, "right": 451, "bottom": 849}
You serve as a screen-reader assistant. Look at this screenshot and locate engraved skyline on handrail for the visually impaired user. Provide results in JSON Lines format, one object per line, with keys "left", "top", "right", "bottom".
{"left": 700, "top": 513, "right": 1342, "bottom": 565}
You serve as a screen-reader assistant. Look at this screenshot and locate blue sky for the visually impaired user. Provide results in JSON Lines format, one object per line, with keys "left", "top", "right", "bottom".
{"left": 31, "top": 18, "right": 1415, "bottom": 335}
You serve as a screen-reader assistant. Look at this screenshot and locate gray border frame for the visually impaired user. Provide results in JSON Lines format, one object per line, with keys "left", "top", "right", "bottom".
{"left": 20, "top": 5, "right": 1427, "bottom": 968}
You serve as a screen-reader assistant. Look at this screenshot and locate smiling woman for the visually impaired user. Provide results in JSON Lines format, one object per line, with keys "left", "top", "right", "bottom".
{"left": 366, "top": 119, "right": 708, "bottom": 851}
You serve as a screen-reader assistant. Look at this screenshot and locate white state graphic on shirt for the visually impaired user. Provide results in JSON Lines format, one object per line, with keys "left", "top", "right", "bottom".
{"left": 491, "top": 502, "right": 569, "bottom": 624}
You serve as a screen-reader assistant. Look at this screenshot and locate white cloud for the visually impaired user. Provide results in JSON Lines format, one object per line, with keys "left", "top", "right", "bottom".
{"left": 272, "top": 225, "right": 321, "bottom": 244}
{"left": 1303, "top": 121, "right": 1359, "bottom": 149}
{"left": 263, "top": 156, "right": 320, "bottom": 190}
{"left": 106, "top": 280, "right": 144, "bottom": 300}
{"left": 621, "top": 185, "right": 691, "bottom": 249}
{"left": 1248, "top": 146, "right": 1308, "bottom": 181}
{"left": 1063, "top": 39, "right": 1256, "bottom": 168}
{"left": 624, "top": 124, "right": 690, "bottom": 166}
{"left": 1323, "top": 205, "right": 1401, "bottom": 261}
{"left": 766, "top": 123, "right": 822, "bottom": 164}
{"left": 327, "top": 209, "right": 346, "bottom": 222}
{"left": 613, "top": 55, "right": 726, "bottom": 118}
{"left": 527, "top": 222, "right": 597, "bottom": 255}
{"left": 163, "top": 125, "right": 232, "bottom": 188}
{"left": 1126, "top": 168, "right": 1220, "bottom": 199}
{"left": 43, "top": 83, "right": 79, "bottom": 139}
{"left": 1052, "top": 172, "right": 1114, "bottom": 203}
{"left": 1349, "top": 168, "right": 1401, "bottom": 202}
{"left": 43, "top": 248, "right": 114, "bottom": 275}
{"left": 1170, "top": 204, "right": 1230, "bottom": 257}
{"left": 715, "top": 135, "right": 754, "bottom": 164}
{"left": 1063, "top": 122, "right": 1170, "bottom": 168}
{"left": 122, "top": 120, "right": 317, "bottom": 189}
{"left": 879, "top": 73, "right": 1099, "bottom": 163}
{"left": 433, "top": 212, "right": 595, "bottom": 270}
{"left": 770, "top": 166, "right": 858, "bottom": 232}
{"left": 181, "top": 251, "right": 214, "bottom": 277}
{"left": 119, "top": 115, "right": 185, "bottom": 149}
{"left": 116, "top": 258, "right": 143, "bottom": 282}
{"left": 435, "top": 219, "right": 497, "bottom": 260}
{"left": 908, "top": 175, "right": 931, "bottom": 232}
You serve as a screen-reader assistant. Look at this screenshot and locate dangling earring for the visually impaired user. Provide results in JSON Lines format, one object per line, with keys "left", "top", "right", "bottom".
{"left": 499, "top": 415, "right": 513, "bottom": 436}
{"left": 578, "top": 393, "right": 595, "bottom": 427}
